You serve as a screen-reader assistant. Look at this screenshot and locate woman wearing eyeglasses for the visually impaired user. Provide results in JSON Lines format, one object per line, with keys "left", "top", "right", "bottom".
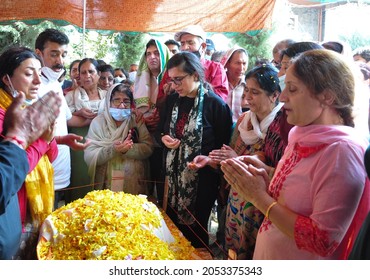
{"left": 84, "top": 83, "right": 153, "bottom": 195}
{"left": 156, "top": 51, "right": 233, "bottom": 248}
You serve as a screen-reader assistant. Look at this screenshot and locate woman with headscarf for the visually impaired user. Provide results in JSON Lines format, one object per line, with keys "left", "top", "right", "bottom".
{"left": 84, "top": 83, "right": 153, "bottom": 195}
{"left": 134, "top": 39, "right": 172, "bottom": 205}
{"left": 134, "top": 39, "right": 171, "bottom": 132}
{"left": 220, "top": 47, "right": 249, "bottom": 123}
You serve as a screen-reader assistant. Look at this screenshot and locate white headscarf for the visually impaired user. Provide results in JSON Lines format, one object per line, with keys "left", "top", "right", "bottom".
{"left": 84, "top": 83, "right": 132, "bottom": 178}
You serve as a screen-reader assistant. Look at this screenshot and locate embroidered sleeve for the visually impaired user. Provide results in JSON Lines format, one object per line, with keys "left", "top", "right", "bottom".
{"left": 294, "top": 215, "right": 339, "bottom": 257}
{"left": 293, "top": 141, "right": 366, "bottom": 257}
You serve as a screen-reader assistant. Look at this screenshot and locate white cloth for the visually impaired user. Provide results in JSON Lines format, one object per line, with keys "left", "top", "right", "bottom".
{"left": 238, "top": 102, "right": 284, "bottom": 145}
{"left": 227, "top": 78, "right": 246, "bottom": 123}
{"left": 38, "top": 68, "right": 72, "bottom": 190}
{"left": 129, "top": 71, "right": 137, "bottom": 81}
{"left": 65, "top": 86, "right": 106, "bottom": 114}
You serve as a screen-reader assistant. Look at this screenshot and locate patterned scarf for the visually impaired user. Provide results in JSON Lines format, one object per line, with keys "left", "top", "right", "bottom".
{"left": 166, "top": 86, "right": 204, "bottom": 225}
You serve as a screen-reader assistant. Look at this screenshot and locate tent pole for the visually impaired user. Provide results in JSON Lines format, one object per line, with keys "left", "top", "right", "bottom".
{"left": 82, "top": 0, "right": 86, "bottom": 57}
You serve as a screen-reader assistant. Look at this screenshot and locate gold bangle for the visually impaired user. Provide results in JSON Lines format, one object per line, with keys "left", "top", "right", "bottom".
{"left": 265, "top": 201, "right": 278, "bottom": 220}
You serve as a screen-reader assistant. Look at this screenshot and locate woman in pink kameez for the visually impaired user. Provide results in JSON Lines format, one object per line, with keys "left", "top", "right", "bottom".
{"left": 220, "top": 49, "right": 370, "bottom": 259}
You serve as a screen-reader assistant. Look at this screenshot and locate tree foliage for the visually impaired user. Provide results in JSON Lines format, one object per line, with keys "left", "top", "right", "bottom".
{"left": 0, "top": 21, "right": 72, "bottom": 54}
{"left": 112, "top": 32, "right": 147, "bottom": 70}
{"left": 229, "top": 29, "right": 273, "bottom": 70}
{"left": 339, "top": 32, "right": 370, "bottom": 51}
{"left": 80, "top": 32, "right": 115, "bottom": 62}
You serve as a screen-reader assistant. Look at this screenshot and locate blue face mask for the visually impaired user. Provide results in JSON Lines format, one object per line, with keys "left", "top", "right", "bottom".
{"left": 109, "top": 108, "right": 131, "bottom": 121}
{"left": 278, "top": 75, "right": 286, "bottom": 91}
{"left": 6, "top": 74, "right": 33, "bottom": 105}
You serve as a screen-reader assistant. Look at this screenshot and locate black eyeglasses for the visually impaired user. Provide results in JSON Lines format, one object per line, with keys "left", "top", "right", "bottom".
{"left": 111, "top": 98, "right": 131, "bottom": 107}
{"left": 166, "top": 74, "right": 189, "bottom": 86}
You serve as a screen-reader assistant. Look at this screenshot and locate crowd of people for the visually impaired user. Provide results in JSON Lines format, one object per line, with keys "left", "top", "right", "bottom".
{"left": 1, "top": 24, "right": 370, "bottom": 261}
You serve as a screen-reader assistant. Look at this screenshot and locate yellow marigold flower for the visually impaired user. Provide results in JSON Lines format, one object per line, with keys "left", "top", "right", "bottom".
{"left": 37, "top": 190, "right": 196, "bottom": 260}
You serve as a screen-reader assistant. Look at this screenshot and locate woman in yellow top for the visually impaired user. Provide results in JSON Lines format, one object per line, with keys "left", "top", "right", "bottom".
{"left": 0, "top": 46, "right": 57, "bottom": 259}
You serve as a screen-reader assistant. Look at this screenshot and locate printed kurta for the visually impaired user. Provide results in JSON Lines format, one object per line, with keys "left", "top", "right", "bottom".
{"left": 225, "top": 113, "right": 265, "bottom": 260}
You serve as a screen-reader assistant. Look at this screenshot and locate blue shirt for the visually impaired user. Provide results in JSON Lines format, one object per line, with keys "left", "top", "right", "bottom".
{"left": 0, "top": 141, "right": 28, "bottom": 259}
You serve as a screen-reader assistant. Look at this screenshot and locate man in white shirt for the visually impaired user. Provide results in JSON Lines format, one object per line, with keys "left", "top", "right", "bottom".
{"left": 35, "top": 28, "right": 89, "bottom": 208}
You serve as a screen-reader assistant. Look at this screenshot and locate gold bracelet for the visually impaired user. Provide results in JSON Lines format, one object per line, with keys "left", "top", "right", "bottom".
{"left": 265, "top": 201, "right": 278, "bottom": 220}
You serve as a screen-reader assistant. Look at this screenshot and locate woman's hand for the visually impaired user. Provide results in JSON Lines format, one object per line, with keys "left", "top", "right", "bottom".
{"left": 209, "top": 144, "right": 238, "bottom": 164}
{"left": 163, "top": 82, "right": 173, "bottom": 96}
{"left": 57, "top": 133, "right": 90, "bottom": 151}
{"left": 40, "top": 121, "right": 57, "bottom": 143}
{"left": 132, "top": 108, "right": 144, "bottom": 124}
{"left": 74, "top": 108, "right": 97, "bottom": 119}
{"left": 3, "top": 90, "right": 61, "bottom": 148}
{"left": 220, "top": 157, "right": 269, "bottom": 204}
{"left": 114, "top": 131, "right": 134, "bottom": 154}
{"left": 143, "top": 109, "right": 160, "bottom": 133}
{"left": 71, "top": 77, "right": 80, "bottom": 90}
{"left": 113, "top": 133, "right": 134, "bottom": 154}
{"left": 188, "top": 155, "right": 211, "bottom": 170}
{"left": 161, "top": 134, "right": 180, "bottom": 149}
{"left": 237, "top": 155, "right": 273, "bottom": 176}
